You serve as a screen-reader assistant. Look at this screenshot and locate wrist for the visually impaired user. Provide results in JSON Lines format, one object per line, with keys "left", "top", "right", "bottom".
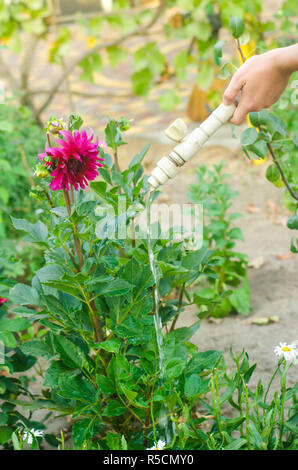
{"left": 273, "top": 44, "right": 298, "bottom": 74}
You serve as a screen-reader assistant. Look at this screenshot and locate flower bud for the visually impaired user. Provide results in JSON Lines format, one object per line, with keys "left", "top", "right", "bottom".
{"left": 45, "top": 117, "right": 66, "bottom": 135}
{"left": 34, "top": 164, "right": 49, "bottom": 179}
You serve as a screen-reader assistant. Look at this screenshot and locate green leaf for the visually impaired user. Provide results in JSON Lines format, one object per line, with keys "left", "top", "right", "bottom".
{"left": 19, "top": 340, "right": 53, "bottom": 361}
{"left": 54, "top": 336, "right": 85, "bottom": 369}
{"left": 72, "top": 418, "right": 95, "bottom": 449}
{"left": 99, "top": 338, "right": 122, "bottom": 354}
{"left": 90, "top": 181, "right": 107, "bottom": 199}
{"left": 94, "top": 279, "right": 134, "bottom": 297}
{"left": 102, "top": 400, "right": 126, "bottom": 417}
{"left": 68, "top": 113, "right": 84, "bottom": 132}
{"left": 0, "top": 121, "right": 14, "bottom": 133}
{"left": 167, "top": 323, "right": 200, "bottom": 343}
{"left": 287, "top": 214, "right": 298, "bottom": 230}
{"left": 96, "top": 374, "right": 115, "bottom": 395}
{"left": 11, "top": 218, "right": 48, "bottom": 244}
{"left": 223, "top": 438, "right": 246, "bottom": 450}
{"left": 229, "top": 279, "right": 250, "bottom": 315}
{"left": 158, "top": 90, "right": 181, "bottom": 111}
{"left": 241, "top": 127, "right": 258, "bottom": 146}
{"left": 196, "top": 62, "right": 214, "bottom": 91}
{"left": 133, "top": 43, "right": 165, "bottom": 75}
{"left": 227, "top": 227, "right": 244, "bottom": 241}
{"left": 106, "top": 46, "right": 127, "bottom": 67}
{"left": 249, "top": 109, "right": 270, "bottom": 127}
{"left": 106, "top": 431, "right": 121, "bottom": 450}
{"left": 9, "top": 283, "right": 40, "bottom": 306}
{"left": 184, "top": 374, "right": 202, "bottom": 398}
{"left": 173, "top": 51, "right": 189, "bottom": 81}
{"left": 218, "top": 62, "right": 233, "bottom": 79}
{"left": 266, "top": 164, "right": 280, "bottom": 183}
{"left": 0, "top": 331, "right": 17, "bottom": 348}
{"left": 187, "top": 350, "right": 222, "bottom": 373}
{"left": 11, "top": 431, "right": 21, "bottom": 450}
{"left": 23, "top": 18, "right": 46, "bottom": 35}
{"left": 8, "top": 349, "right": 36, "bottom": 372}
{"left": 249, "top": 140, "right": 268, "bottom": 159}
{"left": 58, "top": 375, "right": 97, "bottom": 402}
{"left": 229, "top": 17, "right": 245, "bottom": 38}
{"left": 165, "top": 358, "right": 185, "bottom": 378}
{"left": 195, "top": 21, "right": 212, "bottom": 41}
{"left": 131, "top": 68, "right": 153, "bottom": 97}
{"left": 129, "top": 143, "right": 150, "bottom": 169}
{"left": 247, "top": 422, "right": 264, "bottom": 449}
{"left": 0, "top": 426, "right": 13, "bottom": 444}
{"left": 0, "top": 317, "right": 30, "bottom": 332}
{"left": 43, "top": 361, "right": 75, "bottom": 388}
{"left": 214, "top": 40, "right": 225, "bottom": 58}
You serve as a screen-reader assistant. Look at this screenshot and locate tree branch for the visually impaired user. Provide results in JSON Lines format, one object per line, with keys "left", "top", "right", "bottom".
{"left": 19, "top": 34, "right": 41, "bottom": 120}
{"left": 29, "top": 88, "right": 133, "bottom": 99}
{"left": 0, "top": 53, "right": 19, "bottom": 90}
{"left": 267, "top": 142, "right": 298, "bottom": 201}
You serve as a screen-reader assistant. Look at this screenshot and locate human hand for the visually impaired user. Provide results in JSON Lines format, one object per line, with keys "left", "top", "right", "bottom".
{"left": 223, "top": 48, "right": 293, "bottom": 125}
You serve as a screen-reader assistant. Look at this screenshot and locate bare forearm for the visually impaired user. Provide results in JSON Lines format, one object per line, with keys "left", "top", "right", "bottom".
{"left": 275, "top": 44, "right": 298, "bottom": 74}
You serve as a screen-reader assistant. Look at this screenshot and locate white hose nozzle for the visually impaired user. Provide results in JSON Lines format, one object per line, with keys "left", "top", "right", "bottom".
{"left": 148, "top": 102, "right": 236, "bottom": 190}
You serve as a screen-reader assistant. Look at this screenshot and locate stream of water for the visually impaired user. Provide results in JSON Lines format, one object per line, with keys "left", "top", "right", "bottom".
{"left": 146, "top": 190, "right": 165, "bottom": 375}
{"left": 146, "top": 190, "right": 175, "bottom": 444}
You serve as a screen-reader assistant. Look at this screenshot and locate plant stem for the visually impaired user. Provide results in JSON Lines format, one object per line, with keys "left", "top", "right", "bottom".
{"left": 78, "top": 283, "right": 103, "bottom": 343}
{"left": 267, "top": 142, "right": 298, "bottom": 201}
{"left": 44, "top": 190, "right": 54, "bottom": 208}
{"left": 18, "top": 145, "right": 34, "bottom": 186}
{"left": 170, "top": 284, "right": 185, "bottom": 331}
{"left": 70, "top": 185, "right": 74, "bottom": 204}
{"left": 210, "top": 370, "right": 223, "bottom": 438}
{"left": 264, "top": 365, "right": 279, "bottom": 404}
{"left": 62, "top": 188, "right": 84, "bottom": 268}
{"left": 235, "top": 353, "right": 244, "bottom": 435}
{"left": 236, "top": 38, "right": 246, "bottom": 63}
{"left": 244, "top": 382, "right": 251, "bottom": 450}
{"left": 278, "top": 360, "right": 287, "bottom": 448}
{"left": 113, "top": 147, "right": 121, "bottom": 174}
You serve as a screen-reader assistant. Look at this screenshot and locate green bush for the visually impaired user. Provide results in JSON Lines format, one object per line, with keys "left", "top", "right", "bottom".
{"left": 188, "top": 161, "right": 250, "bottom": 317}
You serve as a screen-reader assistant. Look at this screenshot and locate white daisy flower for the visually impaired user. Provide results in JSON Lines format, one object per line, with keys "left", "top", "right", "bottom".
{"left": 22, "top": 428, "right": 44, "bottom": 444}
{"left": 274, "top": 341, "right": 298, "bottom": 364}
{"left": 147, "top": 439, "right": 166, "bottom": 450}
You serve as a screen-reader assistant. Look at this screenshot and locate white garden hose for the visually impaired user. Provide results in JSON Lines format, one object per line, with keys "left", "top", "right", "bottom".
{"left": 148, "top": 102, "right": 236, "bottom": 190}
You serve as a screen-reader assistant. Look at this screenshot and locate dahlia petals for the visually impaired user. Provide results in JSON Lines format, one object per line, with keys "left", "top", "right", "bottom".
{"left": 40, "top": 126, "right": 103, "bottom": 191}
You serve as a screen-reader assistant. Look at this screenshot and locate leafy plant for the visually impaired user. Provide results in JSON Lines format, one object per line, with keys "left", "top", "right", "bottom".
{"left": 0, "top": 102, "right": 43, "bottom": 239}
{"left": 188, "top": 161, "right": 250, "bottom": 317}
{"left": 1, "top": 115, "right": 295, "bottom": 451}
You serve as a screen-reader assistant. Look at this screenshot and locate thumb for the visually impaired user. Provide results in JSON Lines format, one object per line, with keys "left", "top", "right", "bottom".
{"left": 223, "top": 73, "right": 245, "bottom": 105}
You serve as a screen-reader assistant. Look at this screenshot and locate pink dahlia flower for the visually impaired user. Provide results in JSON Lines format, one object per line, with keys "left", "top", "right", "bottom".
{"left": 0, "top": 297, "right": 7, "bottom": 306}
{"left": 38, "top": 129, "right": 104, "bottom": 191}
